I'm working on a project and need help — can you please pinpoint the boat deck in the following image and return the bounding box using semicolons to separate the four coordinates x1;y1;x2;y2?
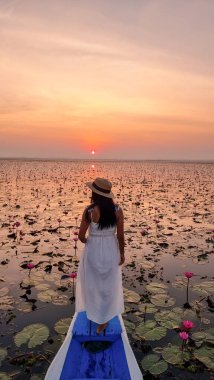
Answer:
59;312;131;380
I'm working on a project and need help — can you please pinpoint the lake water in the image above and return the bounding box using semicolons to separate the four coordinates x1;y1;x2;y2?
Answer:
0;159;213;379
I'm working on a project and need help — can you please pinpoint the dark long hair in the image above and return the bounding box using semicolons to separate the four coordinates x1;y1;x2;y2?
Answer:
85;191;117;229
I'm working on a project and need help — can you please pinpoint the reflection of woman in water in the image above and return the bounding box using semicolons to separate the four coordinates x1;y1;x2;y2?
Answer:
76;177;125;334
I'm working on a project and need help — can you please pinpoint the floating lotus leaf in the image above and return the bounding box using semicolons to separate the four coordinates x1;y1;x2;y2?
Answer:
169;307;197;321
183;308;198;321
124;305;132;313
37;290;68;305
146;282;168;294
140;260;155;270
0;287;8;297
0;296;14;311
22;278;40;286
155;310;182;329
192;257;209;265
22;272;44;286
172;277;187;289
162;345;190;365
52;294;69;306
0;373;9;380
17;302;32;313
54;318;72;335
138;303;158;314
35;283;51;291
151;293;175;308
191;328;214;347
124;288;140;303
153;347;164;354
37;289;56;302
192;281;214;296
136;320;167;341
0;348;7;366
14;323;49;348
201;318;210;325
141;354;168;375
194;345;214;370
124;319;136;334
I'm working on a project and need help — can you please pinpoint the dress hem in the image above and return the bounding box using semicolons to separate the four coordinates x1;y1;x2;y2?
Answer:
75;307;125;325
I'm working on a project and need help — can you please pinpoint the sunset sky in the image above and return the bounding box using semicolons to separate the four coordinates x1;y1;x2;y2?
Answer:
0;0;214;160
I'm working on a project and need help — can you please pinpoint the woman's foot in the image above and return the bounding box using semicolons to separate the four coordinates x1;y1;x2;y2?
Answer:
96;322;108;334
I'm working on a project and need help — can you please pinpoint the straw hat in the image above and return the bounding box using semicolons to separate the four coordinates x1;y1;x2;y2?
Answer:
86;177;114;198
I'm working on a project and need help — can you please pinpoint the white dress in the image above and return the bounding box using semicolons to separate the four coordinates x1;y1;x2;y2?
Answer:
75;210;124;324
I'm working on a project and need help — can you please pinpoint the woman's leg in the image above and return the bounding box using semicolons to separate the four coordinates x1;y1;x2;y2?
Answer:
96;322;108;334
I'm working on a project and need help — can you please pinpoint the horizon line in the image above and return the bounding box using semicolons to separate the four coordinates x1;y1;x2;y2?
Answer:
0;156;213;163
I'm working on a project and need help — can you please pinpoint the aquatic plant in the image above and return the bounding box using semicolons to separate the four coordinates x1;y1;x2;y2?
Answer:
14;324;49;348
182;320;195;330
27;263;35;276
184;272;194;307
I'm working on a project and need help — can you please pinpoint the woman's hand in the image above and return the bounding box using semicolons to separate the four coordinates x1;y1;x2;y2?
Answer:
119;254;125;265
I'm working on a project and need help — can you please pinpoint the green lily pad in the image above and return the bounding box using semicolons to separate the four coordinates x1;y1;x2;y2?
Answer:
172;277;187;289
54;318;72;335
146;282;168;294
0;296;14;311
201;318;210;325
138;303;158;314
151;293;175;308
136;320;167;341
155;310;182;329
0;373;9;380
17;302;33;313
192;281;214;296
0;348;7;366
14;323;49;348
194;345;214;370
22;278;40;286
35;283;51;291
124;319;136;334
0;287;9;297
162;345;190;365
154;307;197;329
140;260;155;270
191;328;214;347
124;288;140;303
141;354;168;375
37;290;68;305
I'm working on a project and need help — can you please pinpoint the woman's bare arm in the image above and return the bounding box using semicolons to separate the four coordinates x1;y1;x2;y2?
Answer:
78;208;89;243
116;207;125;265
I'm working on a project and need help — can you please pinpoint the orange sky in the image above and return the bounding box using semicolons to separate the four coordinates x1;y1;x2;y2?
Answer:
0;0;214;160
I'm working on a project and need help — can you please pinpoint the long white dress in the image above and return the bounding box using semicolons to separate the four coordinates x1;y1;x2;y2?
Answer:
75;211;124;324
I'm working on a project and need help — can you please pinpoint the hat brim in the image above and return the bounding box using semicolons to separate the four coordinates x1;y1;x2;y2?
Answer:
86;182;114;198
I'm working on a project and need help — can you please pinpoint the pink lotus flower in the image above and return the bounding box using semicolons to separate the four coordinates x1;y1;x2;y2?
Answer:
13;221;21;228
69;272;77;279
27;263;35;270
184;272;194;278
179;332;189;340
182;320;195;330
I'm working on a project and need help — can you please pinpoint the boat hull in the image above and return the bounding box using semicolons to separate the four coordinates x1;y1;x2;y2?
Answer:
45;312;143;380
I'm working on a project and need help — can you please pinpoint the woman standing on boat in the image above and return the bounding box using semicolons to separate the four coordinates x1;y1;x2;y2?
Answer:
76;177;125;334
